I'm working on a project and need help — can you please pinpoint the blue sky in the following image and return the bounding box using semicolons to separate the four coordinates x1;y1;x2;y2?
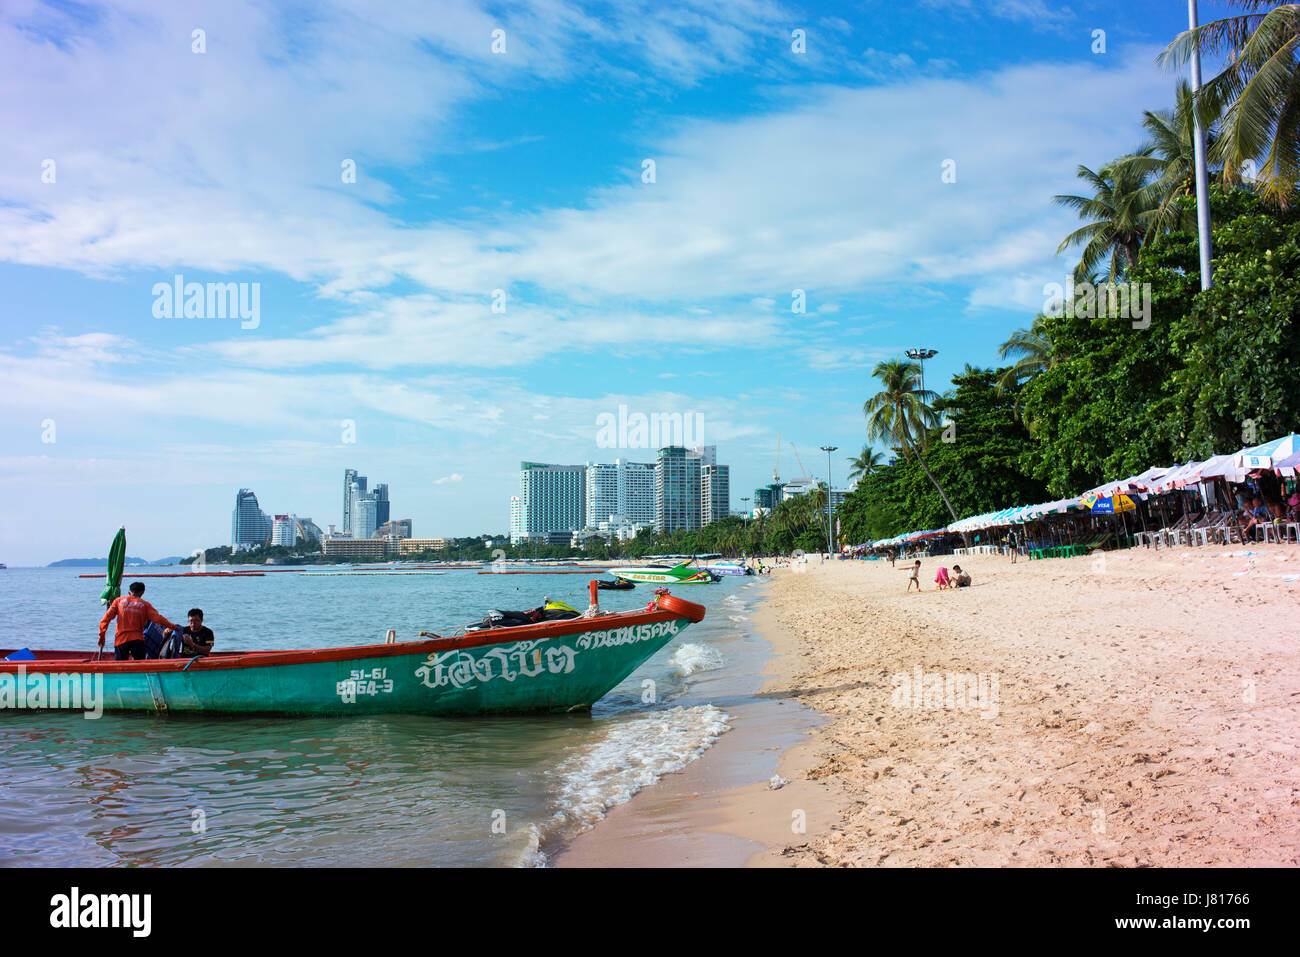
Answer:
0;0;1208;564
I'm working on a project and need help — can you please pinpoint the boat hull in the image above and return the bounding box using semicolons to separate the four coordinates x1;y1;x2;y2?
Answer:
609;567;714;585
0;595;705;717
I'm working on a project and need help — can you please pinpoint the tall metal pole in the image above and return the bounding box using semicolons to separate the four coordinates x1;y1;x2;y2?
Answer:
820;446;837;557
1189;0;1214;290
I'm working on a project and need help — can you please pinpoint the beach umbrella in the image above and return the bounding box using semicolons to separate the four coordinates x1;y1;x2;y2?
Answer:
1274;450;1300;478
1235;433;1300;470
99;526;126;607
1081;492;1137;514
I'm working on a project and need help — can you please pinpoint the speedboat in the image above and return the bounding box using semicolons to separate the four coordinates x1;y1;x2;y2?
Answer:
608;561;717;585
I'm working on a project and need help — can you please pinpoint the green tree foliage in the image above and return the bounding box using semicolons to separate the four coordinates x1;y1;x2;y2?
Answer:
1021;187;1300;495
1161;188;1300;454
839;367;1047;541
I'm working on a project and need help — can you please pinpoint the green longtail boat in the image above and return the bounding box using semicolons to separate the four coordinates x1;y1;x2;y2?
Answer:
0;591;705;717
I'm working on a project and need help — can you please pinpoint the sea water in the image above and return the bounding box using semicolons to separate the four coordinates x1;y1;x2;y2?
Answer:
0;566;765;866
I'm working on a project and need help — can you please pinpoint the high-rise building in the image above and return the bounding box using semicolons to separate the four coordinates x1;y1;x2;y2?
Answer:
586;459;656;529
342;469;360;534
271;514;296;546
754;483;783;511
509;496;523;544
585;462;620;530
373;483;390;527
622;461;657;526
515;462;585;544
352;484;378;540
691;445;717;468
655;446;701;532
295;517;322;543
702;464;730;526
231;489;271;549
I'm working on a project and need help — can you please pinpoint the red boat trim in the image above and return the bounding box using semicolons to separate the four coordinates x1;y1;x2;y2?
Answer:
0;593;705;675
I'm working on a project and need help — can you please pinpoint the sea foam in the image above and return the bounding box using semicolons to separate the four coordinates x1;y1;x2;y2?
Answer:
548;705;731;835
667;642;725;677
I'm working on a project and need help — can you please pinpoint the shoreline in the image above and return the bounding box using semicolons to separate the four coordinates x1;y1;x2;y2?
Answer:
551;575;837;867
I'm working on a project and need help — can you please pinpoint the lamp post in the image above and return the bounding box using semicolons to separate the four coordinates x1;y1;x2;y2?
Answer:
819;446;837;558
905;348;938;393
1188;0;1213;290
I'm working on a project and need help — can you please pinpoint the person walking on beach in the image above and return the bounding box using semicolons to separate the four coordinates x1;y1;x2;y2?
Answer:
906;560;921;593
1007;530;1019;564
98;581;181;661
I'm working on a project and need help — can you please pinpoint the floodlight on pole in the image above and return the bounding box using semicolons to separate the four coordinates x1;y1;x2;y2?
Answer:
905;348;938;393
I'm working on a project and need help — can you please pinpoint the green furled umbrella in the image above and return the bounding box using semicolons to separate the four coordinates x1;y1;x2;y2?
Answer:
99;526;126;607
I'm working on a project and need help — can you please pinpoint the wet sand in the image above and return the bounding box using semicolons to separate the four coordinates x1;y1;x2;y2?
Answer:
553;577;834;867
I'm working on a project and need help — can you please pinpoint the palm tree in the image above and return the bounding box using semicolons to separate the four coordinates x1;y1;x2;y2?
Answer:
1054;159;1157;281
996;317;1055;392
845;446;884;482
863;358;960;524
1159;1;1300;205
1121;80;1221;235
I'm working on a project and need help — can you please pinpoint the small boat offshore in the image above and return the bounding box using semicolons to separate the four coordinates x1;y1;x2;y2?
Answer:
0;588;705;717
704;559;752;576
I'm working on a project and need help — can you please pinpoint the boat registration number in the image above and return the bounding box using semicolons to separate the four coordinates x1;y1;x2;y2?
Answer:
337;667;395;703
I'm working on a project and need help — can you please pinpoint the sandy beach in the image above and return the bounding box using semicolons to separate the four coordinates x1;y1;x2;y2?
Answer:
751;547;1300;866
557;546;1300;867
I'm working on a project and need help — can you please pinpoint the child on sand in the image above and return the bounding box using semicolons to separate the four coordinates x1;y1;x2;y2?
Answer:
934;566;950;590
952;564;971;588
907;560;921;593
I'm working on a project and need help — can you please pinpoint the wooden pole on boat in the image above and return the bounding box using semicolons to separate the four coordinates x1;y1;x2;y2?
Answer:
589;579;599;614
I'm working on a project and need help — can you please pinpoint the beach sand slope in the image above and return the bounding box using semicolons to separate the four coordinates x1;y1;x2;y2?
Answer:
760;548;1300;866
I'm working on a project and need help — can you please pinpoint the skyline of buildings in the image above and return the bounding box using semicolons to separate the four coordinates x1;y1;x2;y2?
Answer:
510;445;733;546
231;489;321;550
229;450;844;553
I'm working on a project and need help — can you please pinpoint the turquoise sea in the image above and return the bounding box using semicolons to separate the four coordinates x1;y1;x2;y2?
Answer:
0;565;768;866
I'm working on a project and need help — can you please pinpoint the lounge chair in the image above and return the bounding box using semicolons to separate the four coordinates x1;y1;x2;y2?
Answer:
1189;511;1226;546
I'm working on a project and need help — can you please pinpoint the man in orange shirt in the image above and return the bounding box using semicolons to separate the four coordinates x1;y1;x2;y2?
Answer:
99;581;181;661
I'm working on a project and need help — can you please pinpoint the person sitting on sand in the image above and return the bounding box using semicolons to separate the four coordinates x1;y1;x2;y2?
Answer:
934;566;950;590
906;560;921;593
952;565;971;588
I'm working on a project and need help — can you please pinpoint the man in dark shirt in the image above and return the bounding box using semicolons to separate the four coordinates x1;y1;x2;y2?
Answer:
180;608;215;657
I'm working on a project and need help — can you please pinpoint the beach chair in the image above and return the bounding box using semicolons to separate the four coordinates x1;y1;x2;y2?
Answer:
1164;513;1199;547
1211;517;1246;546
1189;511;1225;546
